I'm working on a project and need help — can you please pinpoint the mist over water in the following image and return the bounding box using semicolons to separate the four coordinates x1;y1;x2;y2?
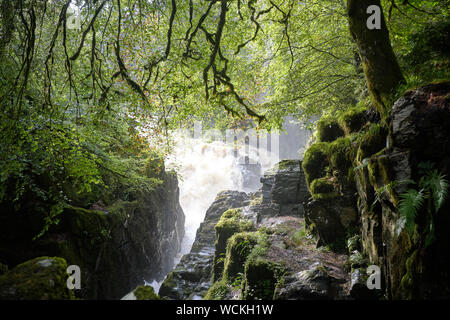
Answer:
166;135;279;264
167;138;243;263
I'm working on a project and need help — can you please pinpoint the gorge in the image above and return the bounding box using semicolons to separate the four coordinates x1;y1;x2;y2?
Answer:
0;0;449;302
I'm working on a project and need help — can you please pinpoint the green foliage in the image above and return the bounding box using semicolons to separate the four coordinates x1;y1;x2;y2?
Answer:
397;17;450;86
397;189;424;236
396;164;449;248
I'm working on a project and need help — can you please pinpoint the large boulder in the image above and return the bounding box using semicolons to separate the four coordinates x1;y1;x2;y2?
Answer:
304;195;358;252
260;160;309;217
0;256;75;300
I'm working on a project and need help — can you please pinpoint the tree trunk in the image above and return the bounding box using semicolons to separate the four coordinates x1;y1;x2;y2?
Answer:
346;0;404;114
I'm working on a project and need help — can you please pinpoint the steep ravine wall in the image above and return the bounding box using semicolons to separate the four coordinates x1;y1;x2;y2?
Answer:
0;170;185;300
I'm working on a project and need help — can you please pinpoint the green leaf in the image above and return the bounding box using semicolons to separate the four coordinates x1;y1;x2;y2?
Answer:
397;189;424;236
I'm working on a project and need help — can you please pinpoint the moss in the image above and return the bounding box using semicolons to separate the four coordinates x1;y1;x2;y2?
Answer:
399;249;422;299
328;137;355;187
329;137;352;171
158;271;178;298
65;206;111;241
276;159;300;171
339;105;368;134
204;280;231;300
213;208;254;281
309;177;338;200
316;116;345;142
302;142;330;187
222;232;262;283
249;195;263;206
356;123;387;162
0;256;75;300
242;257;284;300
133;285;160;300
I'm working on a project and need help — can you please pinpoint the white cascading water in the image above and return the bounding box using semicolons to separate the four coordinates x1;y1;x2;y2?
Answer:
167;138;243;263
166;133;279;265
122;133;279;298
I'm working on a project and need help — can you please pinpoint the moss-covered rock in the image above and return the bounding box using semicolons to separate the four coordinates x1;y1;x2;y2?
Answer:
316;116;345;142
357;123;387;162
203;280;231;300
302;142;330;187
133;285;160;300
222;232;262;283
0;256;75;300
242;257;284;300
339;105;368;134
309;177;338;200
212;208;254;281
329;136;352;167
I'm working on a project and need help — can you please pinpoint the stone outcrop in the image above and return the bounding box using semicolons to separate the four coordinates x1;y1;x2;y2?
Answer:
304;195;359;251
0;256;75;300
159;191;249;299
162;160;357;300
357;82;450;299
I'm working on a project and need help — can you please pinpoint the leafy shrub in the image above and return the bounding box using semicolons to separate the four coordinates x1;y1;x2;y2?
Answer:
396;163;449;248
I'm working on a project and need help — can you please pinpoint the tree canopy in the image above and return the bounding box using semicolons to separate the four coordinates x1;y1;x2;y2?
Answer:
0;0;448;237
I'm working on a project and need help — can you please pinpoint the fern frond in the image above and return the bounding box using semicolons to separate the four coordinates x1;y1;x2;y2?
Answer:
421;170;449;213
397;189;425;236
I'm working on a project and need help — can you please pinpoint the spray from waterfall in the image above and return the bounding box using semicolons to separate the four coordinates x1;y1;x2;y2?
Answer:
165;132;279;263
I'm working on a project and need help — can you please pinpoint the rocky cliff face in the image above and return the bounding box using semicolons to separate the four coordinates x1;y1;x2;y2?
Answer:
0;170;185;299
357;82;450;299
160;160;354;300
303;82;450;299
159;190;250;299
172;82;449;301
